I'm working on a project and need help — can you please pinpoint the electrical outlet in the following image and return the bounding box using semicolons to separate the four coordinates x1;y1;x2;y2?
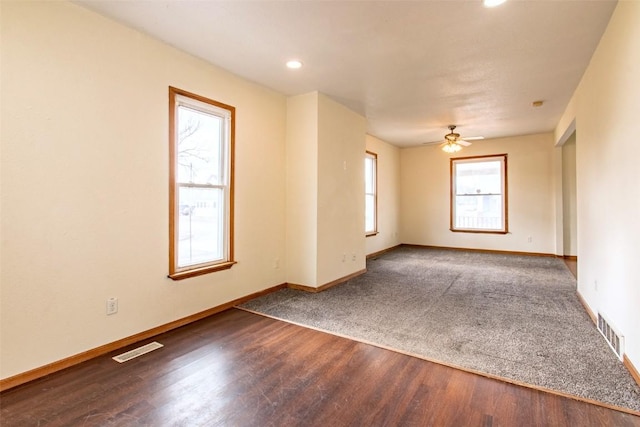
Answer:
352;254;356;261
107;297;118;315
527;236;532;243
342;254;346;262
274;258;280;269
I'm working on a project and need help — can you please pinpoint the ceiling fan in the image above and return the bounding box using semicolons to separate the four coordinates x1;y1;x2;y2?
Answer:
424;125;484;153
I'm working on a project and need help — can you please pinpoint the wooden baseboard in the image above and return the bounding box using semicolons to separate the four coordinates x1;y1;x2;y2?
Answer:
0;262;409;390
624;355;640;387
0;283;287;392
575;291;640;389
562;255;578;261
366;244;402;260
401;244;557;258
575;291;597;324
287;269;367;293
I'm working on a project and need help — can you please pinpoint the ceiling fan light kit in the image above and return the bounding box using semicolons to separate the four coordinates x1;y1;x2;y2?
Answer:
440;125;472;153
442;142;463;153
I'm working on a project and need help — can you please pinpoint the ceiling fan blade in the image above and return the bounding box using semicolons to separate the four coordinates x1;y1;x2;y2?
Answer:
422;130;483;146
422;139;445;146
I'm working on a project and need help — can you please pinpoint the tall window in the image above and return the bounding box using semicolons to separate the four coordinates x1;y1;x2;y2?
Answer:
450;154;507;234
169;87;235;280
365;151;378;236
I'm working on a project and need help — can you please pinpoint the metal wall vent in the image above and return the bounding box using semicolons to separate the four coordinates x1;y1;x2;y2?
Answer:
597;313;624;361
112;341;164;363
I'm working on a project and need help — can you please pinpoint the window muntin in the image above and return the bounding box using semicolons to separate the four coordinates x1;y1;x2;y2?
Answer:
169;87;235;280
365;151;378;236
450;154;507;234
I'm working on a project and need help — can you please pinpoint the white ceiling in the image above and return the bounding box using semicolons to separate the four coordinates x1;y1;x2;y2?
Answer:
76;0;616;147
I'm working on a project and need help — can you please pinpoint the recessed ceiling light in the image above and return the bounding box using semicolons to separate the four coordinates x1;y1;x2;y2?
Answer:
483;0;507;7
532;100;544;107
286;60;303;69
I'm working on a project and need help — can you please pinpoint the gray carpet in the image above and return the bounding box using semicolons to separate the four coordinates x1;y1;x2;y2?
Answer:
240;246;640;413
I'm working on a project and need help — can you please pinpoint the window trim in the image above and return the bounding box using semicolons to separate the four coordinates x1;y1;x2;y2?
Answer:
365;150;378;237
450;154;508;234
168;86;236;280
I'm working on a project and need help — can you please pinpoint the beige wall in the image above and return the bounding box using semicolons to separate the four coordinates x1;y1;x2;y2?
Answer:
316;94;367;285
556;0;640;369
285;92;366;287
400;133;558;254
285;93;319;286
1;1;287;379
365;135;401;256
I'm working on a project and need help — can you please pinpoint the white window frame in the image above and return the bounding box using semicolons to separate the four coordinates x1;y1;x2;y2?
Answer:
365;151;378;236
168;87;235;280
450;154;508;234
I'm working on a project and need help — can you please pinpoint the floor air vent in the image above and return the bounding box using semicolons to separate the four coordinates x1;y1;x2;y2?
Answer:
597;313;624;361
112;341;164;363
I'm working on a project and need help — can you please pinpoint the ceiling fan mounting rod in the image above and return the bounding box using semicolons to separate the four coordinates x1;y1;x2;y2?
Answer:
446;124;460;141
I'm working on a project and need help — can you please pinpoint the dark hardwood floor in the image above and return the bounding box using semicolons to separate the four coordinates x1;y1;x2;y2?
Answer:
1;309;638;426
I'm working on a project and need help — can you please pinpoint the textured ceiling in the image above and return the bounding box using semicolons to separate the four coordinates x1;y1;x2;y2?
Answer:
76;1;616;147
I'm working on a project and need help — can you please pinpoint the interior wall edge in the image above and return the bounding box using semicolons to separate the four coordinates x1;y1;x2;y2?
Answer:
287;269;367;293
366;244;402;259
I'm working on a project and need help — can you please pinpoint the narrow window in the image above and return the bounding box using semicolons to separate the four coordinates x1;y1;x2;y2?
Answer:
365;151;378;236
169;87;235;280
450;154;508;233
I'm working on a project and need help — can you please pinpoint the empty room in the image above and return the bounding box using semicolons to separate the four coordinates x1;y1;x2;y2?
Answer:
1;0;639;425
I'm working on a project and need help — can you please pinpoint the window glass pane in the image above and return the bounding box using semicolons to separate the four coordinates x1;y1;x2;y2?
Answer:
454;194;503;230
177;106;223;185
455;160;501;195
365;157;374;194
365;194;375;232
451;155;507;233
177;186;225;267
365;153;377;234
